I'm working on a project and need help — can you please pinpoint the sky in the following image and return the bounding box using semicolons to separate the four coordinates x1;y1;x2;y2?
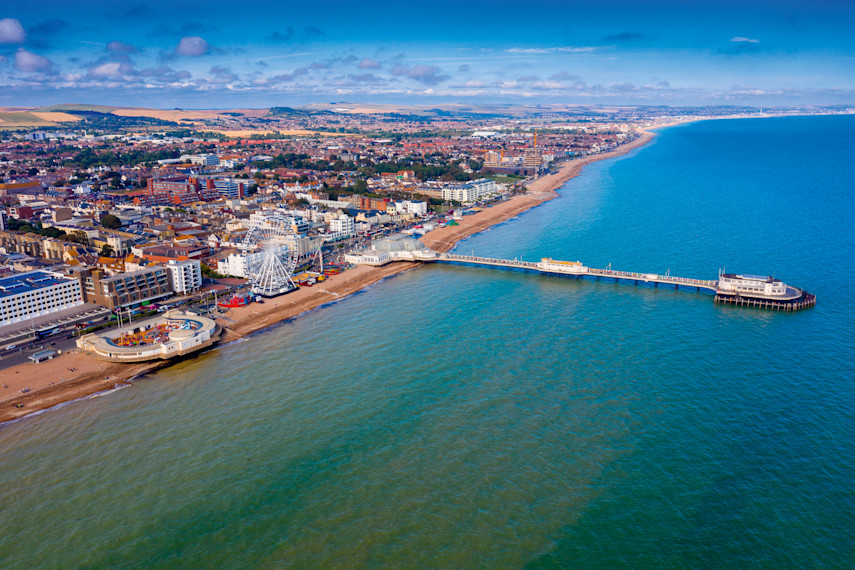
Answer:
1;0;854;109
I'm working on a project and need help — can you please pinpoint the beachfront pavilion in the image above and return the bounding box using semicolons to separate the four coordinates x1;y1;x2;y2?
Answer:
76;310;221;363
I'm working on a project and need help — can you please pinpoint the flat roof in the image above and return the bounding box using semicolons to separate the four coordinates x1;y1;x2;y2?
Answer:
29;349;57;361
0;271;72;299
721;273;781;283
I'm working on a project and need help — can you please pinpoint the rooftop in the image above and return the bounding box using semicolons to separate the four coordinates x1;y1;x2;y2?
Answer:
0;271;72;299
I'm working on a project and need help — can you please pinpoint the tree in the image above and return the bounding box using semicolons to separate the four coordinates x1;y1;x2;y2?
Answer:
67;230;89;245
353;179;368;194
101;214;121;229
200;263;225;279
100;244;114;257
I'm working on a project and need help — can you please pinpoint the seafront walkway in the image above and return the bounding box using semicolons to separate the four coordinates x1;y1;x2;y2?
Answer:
436;253;719;292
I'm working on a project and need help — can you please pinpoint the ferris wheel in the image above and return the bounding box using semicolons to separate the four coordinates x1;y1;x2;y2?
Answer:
241;218;299;297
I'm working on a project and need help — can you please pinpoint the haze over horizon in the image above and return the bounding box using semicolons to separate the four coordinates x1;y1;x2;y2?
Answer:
1;0;854;109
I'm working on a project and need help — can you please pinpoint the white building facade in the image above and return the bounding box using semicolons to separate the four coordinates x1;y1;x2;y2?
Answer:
166;259;202;294
329;214;355;239
0;271;84;328
441;178;499;203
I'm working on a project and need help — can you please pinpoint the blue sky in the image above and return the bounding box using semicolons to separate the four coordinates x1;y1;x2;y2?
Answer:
1;0;854;108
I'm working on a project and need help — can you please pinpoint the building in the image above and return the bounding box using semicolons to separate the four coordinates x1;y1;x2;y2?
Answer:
74;266;173;310
77;310;221;363
8;205;34;220
166;259;202;295
185;154;220;166
0;180;41;196
347;195;389;211
523;148;543;169
137;243;208;263
330;214;355;238
441;178;499;204
0;271;84;328
344;235;437;265
344;250;390;266
0;231;71;261
717;273;788;298
51;207;73;223
248;212;309;234
217;252;253;278
145;177;220;204
212;178;246;200
396;201;428;217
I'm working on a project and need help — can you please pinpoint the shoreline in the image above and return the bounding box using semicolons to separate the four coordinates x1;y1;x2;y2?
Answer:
0;130;658;426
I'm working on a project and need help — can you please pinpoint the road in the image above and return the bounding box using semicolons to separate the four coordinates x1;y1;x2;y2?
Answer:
0;332;80;370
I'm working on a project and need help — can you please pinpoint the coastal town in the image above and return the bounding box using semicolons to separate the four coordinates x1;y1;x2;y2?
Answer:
0;103;841;421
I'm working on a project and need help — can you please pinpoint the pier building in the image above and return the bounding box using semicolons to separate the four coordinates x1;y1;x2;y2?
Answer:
345;235;438;266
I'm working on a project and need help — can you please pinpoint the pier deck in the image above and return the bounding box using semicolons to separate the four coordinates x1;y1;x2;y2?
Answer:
437;253;718;291
434;253;814;311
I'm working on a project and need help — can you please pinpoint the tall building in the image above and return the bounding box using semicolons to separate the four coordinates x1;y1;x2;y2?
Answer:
330;214;355;237
212;178;245;200
166;259;202;295
0;271;84;328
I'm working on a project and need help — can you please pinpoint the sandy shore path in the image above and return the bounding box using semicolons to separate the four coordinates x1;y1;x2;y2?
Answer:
0;131;656;425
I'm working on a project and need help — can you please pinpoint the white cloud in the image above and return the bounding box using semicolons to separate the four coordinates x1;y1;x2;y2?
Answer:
0;18;25;44
531;81;563;90
175;36;209;56
730;37;760;43
90;62;123;77
14;48;52;72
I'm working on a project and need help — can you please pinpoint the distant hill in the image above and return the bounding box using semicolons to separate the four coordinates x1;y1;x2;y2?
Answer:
0;110;85;128
267;106;315;117
34;103;118;113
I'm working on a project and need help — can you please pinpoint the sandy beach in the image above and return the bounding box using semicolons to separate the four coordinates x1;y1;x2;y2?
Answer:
0;130;656;425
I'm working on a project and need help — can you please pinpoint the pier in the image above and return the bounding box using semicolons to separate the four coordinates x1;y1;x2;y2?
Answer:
433;253;815;311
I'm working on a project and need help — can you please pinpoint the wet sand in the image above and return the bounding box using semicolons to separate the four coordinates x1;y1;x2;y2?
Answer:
0;131;656;425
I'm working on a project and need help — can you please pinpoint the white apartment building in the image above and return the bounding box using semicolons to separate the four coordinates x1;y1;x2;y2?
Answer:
217;251;267;278
441;178;499;203
218;253;249;278
395;200;428;216
166;259;202;295
0;271;84;328
330;214;355;238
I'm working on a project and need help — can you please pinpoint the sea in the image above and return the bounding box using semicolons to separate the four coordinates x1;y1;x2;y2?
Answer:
1;115;854;568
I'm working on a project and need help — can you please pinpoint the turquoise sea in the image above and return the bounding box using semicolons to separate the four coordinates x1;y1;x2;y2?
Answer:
1;115;854;567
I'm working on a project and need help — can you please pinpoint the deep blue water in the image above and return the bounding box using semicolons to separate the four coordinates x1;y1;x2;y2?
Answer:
1;115;854;567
